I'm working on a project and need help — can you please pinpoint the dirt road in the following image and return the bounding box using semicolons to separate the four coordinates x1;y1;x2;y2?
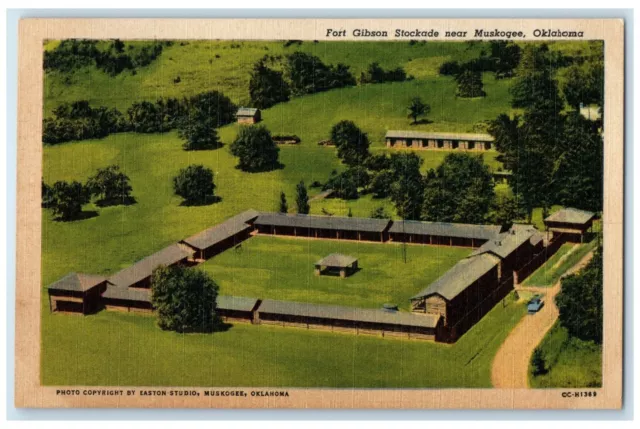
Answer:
491;250;595;388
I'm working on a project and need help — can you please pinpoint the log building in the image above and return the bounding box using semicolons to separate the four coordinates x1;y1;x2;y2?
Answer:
385;131;494;151
47;273;109;315
236;107;261;124
544;208;596;243
388;220;502;247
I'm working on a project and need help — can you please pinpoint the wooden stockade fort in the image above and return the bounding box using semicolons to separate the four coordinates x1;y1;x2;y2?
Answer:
47;208;595;342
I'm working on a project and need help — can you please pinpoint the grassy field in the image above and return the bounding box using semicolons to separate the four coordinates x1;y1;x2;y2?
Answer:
199;235;470;310
41;290;527;387
522;240;598;287
529;322;602;388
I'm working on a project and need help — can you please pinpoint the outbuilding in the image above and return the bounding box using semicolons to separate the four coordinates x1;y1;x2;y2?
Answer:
385;130;494;150
236;107;261;124
544;208;596;243
47;272;109;315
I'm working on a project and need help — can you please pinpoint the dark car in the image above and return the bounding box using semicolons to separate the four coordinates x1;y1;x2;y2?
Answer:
527;295;544;314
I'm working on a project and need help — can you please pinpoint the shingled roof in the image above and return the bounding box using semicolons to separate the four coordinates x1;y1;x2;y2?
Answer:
411;253;501;301
315;253;357;268
388;220;502;240
237;107;259;117
385;130;494;142
545;208;595;225
108;244;195;288
254;213;391;233
470;225;542;259
217;295;260;312
102;285;152;302
258;299;440;329
182;209;259;251
47;272;107;293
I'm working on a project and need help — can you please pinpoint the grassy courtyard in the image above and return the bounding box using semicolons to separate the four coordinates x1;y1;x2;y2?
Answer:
199;235;471;310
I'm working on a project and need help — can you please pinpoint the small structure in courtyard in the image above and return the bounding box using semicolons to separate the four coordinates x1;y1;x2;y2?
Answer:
314;253;358;278
236;107;261;124
544;208;596;243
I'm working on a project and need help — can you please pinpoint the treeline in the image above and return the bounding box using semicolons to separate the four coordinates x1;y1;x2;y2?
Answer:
43;91;237;145
249;53;410;109
44;39;169;76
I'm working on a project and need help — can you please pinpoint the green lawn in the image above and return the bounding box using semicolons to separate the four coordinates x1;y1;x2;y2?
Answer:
199;235;470;310
529;322;602;388
522;240;597;287
41;291;527;387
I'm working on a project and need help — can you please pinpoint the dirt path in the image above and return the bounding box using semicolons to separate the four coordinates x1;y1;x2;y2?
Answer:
491;250;595;388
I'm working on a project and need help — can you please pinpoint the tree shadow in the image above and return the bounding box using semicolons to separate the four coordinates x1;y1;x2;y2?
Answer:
54;210;99;222
183;142;226;151
236;162;285;173
179;195;222;207
95;196;137;208
409;119;433;126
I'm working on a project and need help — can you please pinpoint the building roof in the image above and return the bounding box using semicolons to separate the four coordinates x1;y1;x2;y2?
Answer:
470;225;542;259
254;213;391;233
108;244;195;288
102;285;151;302
217;295;260;312
388;220;502;240
47;272;107;293
315;253;358;268
182;209;259;251
411;253;501;301
258;299;441;329
237;107;259;117
385;130;494;142
544;208;595;226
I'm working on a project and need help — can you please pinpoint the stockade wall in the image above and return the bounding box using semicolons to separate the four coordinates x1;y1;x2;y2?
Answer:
514;236;566;284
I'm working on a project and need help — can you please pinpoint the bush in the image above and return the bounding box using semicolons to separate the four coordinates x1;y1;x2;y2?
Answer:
48;180;92;221
173;165;216;205
151;265;222;333
230;125;280;172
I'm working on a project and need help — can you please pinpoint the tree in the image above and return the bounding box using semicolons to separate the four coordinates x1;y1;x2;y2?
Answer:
249;59;290;109
86;165;133;205
173;165;216;205
230;125;280;172
369;169;394;199
177;114;221;151
41;180;54;208
421;153;495;223
127;101;164;133
553;112;604;212
510;44;561;112
285;52;355;96
323;170;359;200
407;97;430;124
489;194;523;229
278;191;288;213
531;347;547;376
388;153;424;220
455;69;486;98
555;247;603;343
188;91;237;128
347;208;353;218
489;41;521;79
330;120;370;166
359;62;407;84
151;265;222;333
295;180;310;214
49;180;91;220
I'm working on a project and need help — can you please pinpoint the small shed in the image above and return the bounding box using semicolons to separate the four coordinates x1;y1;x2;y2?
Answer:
236;107;261;124
47;272;109;314
314;253;358;278
544;208;596;243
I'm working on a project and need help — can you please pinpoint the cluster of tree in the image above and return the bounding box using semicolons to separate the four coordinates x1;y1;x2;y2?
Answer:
489;44;604;219
358;62;409;84
277;180;310;215
439;41;521;79
422;153;495;224
323;167;370;200
560;57;604;117
285;52;356;96
42;164;134;220
249;59;290;109
44;39;167;76
42;101;128;144
151;265;222;333
230;125;281;172
173;165;217;206
455;69;486;98
330;120;371;166
555;246;603;344
43;90;236;145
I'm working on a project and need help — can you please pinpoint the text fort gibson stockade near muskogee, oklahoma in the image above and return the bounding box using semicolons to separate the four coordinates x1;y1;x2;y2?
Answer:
47;208;595;343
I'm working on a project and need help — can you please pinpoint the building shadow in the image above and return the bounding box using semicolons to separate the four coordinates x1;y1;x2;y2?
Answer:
95;196;137;207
